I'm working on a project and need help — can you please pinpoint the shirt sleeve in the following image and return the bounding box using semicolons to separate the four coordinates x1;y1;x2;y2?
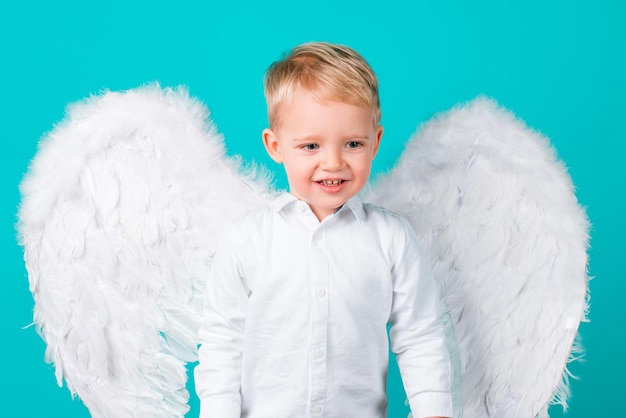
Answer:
194;223;248;418
388;218;454;418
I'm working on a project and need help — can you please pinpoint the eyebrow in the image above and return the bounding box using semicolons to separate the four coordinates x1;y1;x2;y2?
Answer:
291;134;370;143
291;135;321;143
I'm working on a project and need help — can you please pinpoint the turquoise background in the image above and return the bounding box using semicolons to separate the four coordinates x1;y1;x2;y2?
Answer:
2;0;624;416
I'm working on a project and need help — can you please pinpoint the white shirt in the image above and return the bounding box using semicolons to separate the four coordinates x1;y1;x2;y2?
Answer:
195;193;453;418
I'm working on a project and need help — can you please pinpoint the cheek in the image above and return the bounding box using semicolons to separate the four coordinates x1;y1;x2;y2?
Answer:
352;157;373;179
284;159;311;182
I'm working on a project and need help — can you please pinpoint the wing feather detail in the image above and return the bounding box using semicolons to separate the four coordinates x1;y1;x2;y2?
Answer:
18;85;271;417
367;97;590;417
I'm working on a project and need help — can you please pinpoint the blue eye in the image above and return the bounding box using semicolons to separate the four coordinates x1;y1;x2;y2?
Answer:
304;143;319;150
346;141;362;149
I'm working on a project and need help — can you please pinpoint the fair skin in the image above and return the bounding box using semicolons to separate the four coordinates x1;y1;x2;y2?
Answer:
263;89;383;221
263;89;448;418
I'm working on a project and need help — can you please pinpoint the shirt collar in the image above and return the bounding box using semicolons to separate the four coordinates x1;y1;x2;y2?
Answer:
271;192;365;223
338;195;366;223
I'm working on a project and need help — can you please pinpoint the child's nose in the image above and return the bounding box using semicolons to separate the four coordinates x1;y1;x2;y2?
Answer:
320;148;344;170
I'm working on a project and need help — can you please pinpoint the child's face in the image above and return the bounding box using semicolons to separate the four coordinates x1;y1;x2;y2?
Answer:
263;90;383;220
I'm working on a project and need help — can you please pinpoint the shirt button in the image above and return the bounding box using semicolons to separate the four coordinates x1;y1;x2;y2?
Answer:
316;288;326;298
314;349;324;359
313;231;323;241
311;405;322;414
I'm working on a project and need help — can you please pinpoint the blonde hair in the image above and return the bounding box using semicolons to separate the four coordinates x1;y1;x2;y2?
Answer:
264;42;381;128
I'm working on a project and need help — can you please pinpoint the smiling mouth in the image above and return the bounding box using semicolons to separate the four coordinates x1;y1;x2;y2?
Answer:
318;179;345;186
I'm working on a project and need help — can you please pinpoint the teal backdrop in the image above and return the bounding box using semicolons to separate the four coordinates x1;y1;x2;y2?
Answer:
1;0;624;416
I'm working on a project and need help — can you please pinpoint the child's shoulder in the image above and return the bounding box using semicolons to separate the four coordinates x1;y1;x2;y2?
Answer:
362;201;413;228
359;201;419;245
359;202;424;260
225;198;276;229
214;199;276;249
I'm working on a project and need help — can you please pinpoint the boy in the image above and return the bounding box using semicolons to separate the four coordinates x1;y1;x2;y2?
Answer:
195;42;453;418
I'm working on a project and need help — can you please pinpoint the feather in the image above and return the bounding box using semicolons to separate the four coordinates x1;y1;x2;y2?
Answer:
17;84;271;417
367;97;590;417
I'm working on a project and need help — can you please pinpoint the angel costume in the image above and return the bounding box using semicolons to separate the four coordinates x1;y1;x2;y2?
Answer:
196;193;452;417
18;85;589;417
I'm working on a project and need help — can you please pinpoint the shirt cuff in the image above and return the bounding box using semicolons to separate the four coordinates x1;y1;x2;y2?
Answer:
408;391;453;418
199;397;241;418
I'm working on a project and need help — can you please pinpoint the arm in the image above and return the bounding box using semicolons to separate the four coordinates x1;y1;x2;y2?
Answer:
194;225;248;418
388;219;453;418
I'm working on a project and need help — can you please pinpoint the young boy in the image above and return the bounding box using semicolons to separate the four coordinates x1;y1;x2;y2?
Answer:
195;42;453;418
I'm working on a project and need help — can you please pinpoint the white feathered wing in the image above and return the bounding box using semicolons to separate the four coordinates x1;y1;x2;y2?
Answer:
367;97;590;417
18;85;271;417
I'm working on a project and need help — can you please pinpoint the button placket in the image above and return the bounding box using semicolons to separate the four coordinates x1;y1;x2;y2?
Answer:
309;226;328;415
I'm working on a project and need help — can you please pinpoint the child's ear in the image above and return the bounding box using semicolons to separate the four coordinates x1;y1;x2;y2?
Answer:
371;125;384;159
262;128;283;163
